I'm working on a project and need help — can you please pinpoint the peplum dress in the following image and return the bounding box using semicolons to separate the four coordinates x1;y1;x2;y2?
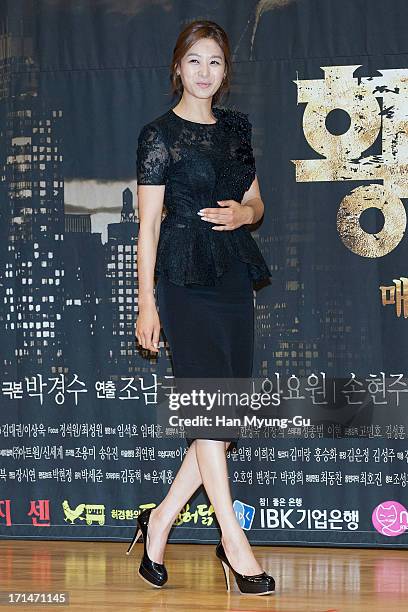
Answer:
136;106;272;449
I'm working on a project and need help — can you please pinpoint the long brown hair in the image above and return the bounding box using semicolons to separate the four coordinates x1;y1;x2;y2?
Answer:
170;20;232;107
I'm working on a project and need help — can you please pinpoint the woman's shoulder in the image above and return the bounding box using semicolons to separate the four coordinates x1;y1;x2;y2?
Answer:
139;111;169;132
214;106;253;146
137;111;171;148
214;106;252;134
213;106;249;125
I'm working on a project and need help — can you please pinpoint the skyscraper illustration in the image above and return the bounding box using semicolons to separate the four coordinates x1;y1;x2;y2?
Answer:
105;188;140;372
0;18;65;375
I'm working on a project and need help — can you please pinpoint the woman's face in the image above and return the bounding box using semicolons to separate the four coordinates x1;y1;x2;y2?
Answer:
177;37;226;100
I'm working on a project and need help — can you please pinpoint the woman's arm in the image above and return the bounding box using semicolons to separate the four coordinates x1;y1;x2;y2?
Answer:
241;175;265;225
135;121;170;353
136;184;165;353
200;175;265;231
137;184;164;307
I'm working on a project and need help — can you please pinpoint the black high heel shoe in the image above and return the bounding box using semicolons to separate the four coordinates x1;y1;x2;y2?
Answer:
126;508;168;588
215;540;275;596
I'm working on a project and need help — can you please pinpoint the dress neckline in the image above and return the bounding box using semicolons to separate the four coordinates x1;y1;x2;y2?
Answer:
170;107;220;126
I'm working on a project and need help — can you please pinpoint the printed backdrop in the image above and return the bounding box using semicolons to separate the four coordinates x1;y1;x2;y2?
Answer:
1;0;408;549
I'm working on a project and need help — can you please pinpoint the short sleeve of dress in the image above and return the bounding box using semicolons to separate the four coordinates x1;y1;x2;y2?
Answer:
136;123;170;185
240;113;256;177
233;110;256;194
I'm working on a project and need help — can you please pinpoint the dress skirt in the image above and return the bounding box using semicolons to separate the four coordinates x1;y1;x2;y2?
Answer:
155;255;254;451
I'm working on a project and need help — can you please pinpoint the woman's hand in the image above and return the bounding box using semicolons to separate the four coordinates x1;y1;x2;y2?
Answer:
197;199;255;230
135;301;161;353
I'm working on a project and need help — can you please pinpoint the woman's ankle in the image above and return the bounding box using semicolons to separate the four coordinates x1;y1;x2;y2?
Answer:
221;529;246;551
151;504;176;532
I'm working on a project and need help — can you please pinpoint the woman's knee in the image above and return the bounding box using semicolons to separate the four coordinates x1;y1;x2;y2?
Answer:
192;439;231;452
195;439;229;450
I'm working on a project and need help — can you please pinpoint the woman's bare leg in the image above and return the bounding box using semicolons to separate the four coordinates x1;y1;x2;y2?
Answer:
145;439;232;563
195;439;263;575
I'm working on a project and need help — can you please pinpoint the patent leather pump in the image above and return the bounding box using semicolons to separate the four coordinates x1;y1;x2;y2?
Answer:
126;507;168;588
215;540;275;595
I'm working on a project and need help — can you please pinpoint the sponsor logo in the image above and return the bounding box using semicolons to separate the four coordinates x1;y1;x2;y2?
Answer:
233;499;255;530
372;501;408;536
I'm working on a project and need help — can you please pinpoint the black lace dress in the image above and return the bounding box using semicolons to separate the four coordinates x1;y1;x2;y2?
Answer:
136;106;272;449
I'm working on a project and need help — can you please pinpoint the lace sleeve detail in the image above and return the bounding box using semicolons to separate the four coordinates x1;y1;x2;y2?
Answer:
221;108;257;194
136;123;170;185
239;112;256;186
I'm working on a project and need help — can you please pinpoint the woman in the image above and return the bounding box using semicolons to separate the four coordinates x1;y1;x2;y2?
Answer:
128;20;275;596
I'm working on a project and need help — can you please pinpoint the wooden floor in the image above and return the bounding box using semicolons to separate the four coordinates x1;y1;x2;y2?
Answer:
0;540;407;611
